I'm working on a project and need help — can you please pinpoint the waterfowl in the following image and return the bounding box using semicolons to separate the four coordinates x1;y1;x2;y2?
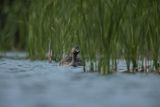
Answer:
59;46;84;67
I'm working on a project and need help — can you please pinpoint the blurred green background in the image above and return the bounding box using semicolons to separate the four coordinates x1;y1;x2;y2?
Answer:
0;0;160;74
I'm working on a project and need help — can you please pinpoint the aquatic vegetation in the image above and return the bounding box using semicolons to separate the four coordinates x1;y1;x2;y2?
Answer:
0;0;30;51
0;0;160;74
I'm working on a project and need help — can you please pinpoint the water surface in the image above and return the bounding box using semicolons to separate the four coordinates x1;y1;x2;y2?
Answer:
0;53;160;107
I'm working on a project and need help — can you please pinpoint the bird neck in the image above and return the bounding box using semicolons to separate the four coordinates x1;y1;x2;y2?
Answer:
70;54;77;66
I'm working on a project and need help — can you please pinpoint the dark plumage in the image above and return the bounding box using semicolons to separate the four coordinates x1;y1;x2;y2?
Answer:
59;46;84;67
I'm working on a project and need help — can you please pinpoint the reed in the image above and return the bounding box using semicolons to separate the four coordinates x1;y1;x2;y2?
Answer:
0;0;160;74
0;0;30;51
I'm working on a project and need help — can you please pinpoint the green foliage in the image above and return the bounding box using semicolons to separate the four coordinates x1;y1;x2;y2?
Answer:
0;0;30;50
0;0;160;74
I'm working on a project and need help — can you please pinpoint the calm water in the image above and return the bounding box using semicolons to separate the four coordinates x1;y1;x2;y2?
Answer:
0;52;160;107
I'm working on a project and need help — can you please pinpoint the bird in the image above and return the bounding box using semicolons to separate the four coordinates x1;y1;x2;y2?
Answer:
59;46;84;67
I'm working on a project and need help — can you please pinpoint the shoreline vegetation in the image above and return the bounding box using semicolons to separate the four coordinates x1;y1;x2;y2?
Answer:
0;0;160;74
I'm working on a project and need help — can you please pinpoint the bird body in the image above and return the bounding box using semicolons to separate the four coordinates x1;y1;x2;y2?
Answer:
60;46;84;67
